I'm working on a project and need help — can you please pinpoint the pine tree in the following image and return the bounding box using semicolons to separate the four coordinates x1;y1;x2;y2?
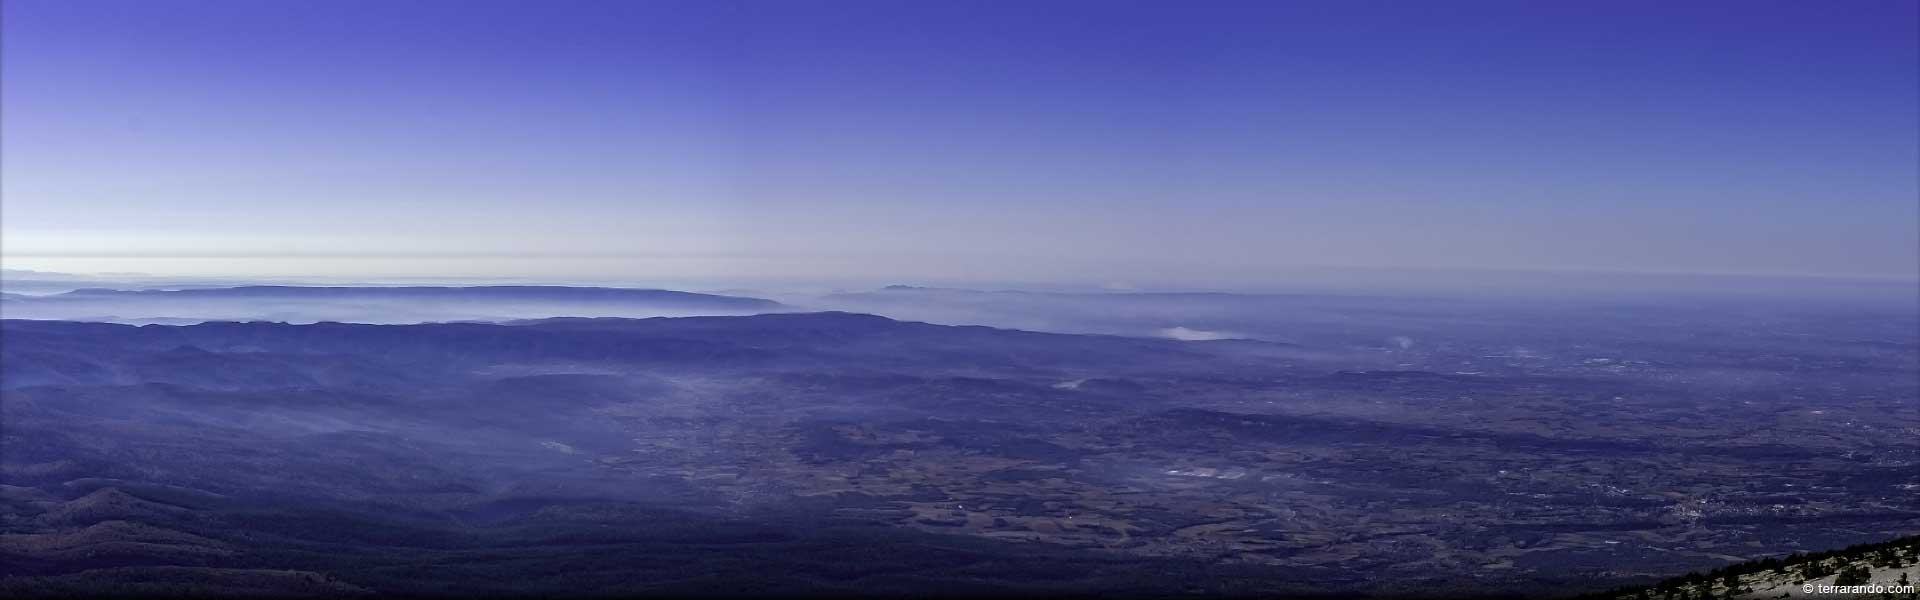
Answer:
1833;565;1870;587
1802;560;1834;580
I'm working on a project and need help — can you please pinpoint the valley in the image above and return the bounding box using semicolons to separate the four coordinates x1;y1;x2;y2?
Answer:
3;310;1914;596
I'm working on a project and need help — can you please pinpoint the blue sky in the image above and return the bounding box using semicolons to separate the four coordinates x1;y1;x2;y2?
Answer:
3;0;1915;286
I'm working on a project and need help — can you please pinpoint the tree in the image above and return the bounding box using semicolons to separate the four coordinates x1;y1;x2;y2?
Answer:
1802;560;1834;579
1833;565;1870;587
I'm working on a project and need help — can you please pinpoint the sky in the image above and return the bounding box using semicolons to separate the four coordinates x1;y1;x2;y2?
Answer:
3;0;1916;288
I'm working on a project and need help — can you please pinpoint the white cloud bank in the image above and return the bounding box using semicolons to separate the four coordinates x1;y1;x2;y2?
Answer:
1158;326;1241;341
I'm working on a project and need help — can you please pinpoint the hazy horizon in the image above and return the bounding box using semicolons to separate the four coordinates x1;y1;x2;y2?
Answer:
5;262;1916;315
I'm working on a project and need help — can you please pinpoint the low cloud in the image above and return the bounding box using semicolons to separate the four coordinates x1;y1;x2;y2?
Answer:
1158;326;1241;341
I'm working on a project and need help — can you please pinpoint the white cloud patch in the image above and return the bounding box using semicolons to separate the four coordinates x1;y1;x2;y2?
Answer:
1158;326;1241;341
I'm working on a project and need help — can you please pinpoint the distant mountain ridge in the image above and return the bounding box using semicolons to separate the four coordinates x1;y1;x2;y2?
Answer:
55;285;782;309
1;285;787;324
